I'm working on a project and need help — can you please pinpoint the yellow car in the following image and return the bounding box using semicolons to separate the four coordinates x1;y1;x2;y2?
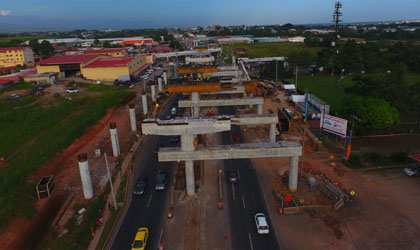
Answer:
131;227;148;250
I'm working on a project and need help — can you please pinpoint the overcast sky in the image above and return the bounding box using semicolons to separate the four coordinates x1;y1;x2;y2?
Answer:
1;0;420;29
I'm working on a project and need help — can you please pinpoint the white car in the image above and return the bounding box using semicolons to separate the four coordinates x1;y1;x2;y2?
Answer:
254;213;269;234
66;88;80;93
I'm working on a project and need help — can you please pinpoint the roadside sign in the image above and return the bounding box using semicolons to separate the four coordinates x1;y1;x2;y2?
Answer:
321;114;348;137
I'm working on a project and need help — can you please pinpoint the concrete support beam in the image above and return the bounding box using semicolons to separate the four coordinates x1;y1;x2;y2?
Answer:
78;154;94;199
181;134;195;151
142;118;231;136
269;123;276;143
128;104;137;132
142;94;148;115
178;97;264;108
288;156;299;192
249;93;254;108
109;122;120;157
158;142;302;162
200;86;245;95
257;104;263;115
231;114;277;126
185;161;195;196
191;91;200;118
158;78;163;92
151;85;156;102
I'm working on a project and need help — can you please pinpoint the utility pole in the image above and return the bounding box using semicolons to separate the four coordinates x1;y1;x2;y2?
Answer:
345;115;360;160
104;153;117;210
331;1;342;76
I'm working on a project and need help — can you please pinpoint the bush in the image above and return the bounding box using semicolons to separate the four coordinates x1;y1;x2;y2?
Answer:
343;154;365;169
390;151;409;164
363;152;386;166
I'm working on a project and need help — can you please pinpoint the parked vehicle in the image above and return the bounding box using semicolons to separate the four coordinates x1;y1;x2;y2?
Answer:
403;165;420;177
254;213;270;234
170;107;177;115
131;227;148;250
170;136;180;143
233;132;242;142
133;177;148;196
155;171;168;191
66;88;79;93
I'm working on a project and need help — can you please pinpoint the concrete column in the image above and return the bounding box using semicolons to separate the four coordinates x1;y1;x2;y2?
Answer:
191;91;200;118
163;72;168;85
269;123;276;143
288;156;299;192
257;104;263;115
249;93;254;108
129;104;137;132
151;85;156;102
77;153;94;199
142;92;148;115
158;78;163;92
185;160;195;196
181;134;195;196
109;122;120;157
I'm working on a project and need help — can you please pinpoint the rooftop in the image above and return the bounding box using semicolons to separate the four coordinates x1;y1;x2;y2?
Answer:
83;57;135;68
0;47;27;51
83;48;125;54
36;54;99;65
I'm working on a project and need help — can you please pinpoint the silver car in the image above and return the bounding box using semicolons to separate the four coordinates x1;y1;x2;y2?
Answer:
403;165;420;177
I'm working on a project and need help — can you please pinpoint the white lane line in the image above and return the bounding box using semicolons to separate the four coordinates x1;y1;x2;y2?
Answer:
238;169;241;180
158;229;164;245
232;183;236;200
147;194;153;208
248;233;254;250
242;195;246;209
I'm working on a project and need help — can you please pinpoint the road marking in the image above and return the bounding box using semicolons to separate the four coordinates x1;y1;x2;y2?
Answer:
237;169;241;180
158;229;163;246
242;196;246;209
232;183;236;200
248;233;254;250
147;194;153;208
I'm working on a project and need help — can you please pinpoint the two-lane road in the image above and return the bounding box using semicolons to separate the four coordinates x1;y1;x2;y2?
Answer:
219;106;281;250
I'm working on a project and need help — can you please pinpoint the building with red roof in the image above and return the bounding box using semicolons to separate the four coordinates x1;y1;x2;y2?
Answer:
0;46;34;68
36;54;100;78
81;56;148;82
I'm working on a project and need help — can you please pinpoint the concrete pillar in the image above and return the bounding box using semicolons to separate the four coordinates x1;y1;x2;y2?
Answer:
158;78;163;92
191;91;200;118
142;92;148;115
129;104;137;132
77;153;94;199
185;160;195;196
181;134;195;196
269;123;276;143
109;122;120;157
151;85;156;102
249;93;254;108
163;72;168;85
288;156;299;192
257;104;263;115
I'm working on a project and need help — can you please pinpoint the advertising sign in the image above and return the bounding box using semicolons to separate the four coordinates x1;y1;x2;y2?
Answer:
321;114;348;137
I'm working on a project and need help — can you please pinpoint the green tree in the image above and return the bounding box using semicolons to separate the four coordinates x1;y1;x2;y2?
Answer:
28;39;40;55
94;39;101;45
38;40;54;56
342;95;399;131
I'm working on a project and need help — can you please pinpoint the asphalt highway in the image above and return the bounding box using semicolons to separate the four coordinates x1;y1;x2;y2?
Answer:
110;95;180;250
219;105;281;250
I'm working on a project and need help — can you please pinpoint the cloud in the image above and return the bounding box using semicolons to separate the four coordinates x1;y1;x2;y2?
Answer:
1;10;11;16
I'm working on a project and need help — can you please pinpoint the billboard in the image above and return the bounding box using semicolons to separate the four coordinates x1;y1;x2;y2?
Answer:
321;114;348;137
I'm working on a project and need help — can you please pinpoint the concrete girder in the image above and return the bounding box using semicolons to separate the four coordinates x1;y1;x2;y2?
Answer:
141;118;231;136
231;114;277;125
178;97;264;108
157;142;302;162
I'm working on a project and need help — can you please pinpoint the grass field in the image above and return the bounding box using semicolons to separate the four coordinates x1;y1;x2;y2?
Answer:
0;85;130;228
291;73;420;114
221;42;320;59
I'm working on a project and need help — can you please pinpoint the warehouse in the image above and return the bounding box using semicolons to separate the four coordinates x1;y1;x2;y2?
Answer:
81;56;148;82
82;48;126;57
36;54;100;79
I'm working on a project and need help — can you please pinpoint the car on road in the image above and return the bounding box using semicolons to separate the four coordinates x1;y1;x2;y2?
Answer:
227;170;239;184
131;227;148;250
233;132;242;142
66;88;79;93
155;171;168;191
133;177;148;196
254;213;270;234
403;165;420;177
170;136;180;143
